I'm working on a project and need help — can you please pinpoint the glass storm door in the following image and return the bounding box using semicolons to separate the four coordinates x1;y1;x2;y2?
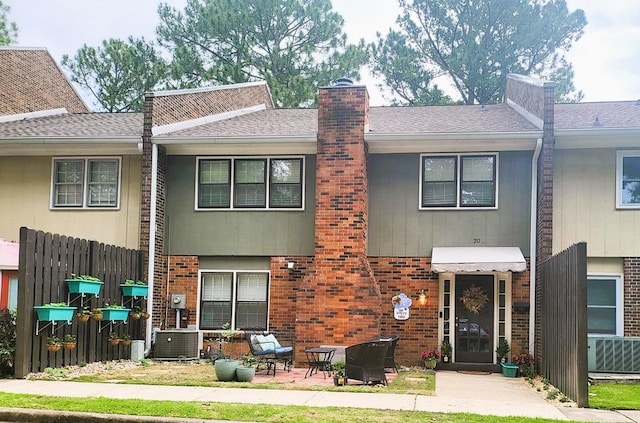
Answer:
455;275;494;363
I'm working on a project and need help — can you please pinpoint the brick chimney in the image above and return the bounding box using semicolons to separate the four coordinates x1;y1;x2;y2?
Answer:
295;78;382;356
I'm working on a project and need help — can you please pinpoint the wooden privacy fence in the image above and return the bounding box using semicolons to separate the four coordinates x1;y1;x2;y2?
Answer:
540;242;588;407
15;227;144;378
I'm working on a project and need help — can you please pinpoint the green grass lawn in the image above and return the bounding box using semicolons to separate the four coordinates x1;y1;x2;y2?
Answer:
0;392;569;423
589;383;640;410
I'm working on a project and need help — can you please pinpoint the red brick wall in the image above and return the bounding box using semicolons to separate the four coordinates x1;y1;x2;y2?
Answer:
369;258;438;366
624;257;640;336
295;82;383;359
511;261;531;356
158;254;531;366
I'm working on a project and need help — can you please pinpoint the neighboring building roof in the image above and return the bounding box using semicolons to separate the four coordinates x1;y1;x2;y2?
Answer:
0;113;142;138
0;47;89;115
554;101;640;129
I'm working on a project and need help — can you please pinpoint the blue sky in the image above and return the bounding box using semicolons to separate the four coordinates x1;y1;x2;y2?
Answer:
7;0;640;107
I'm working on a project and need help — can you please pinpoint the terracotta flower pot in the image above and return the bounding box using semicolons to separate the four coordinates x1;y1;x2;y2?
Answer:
63;342;77;350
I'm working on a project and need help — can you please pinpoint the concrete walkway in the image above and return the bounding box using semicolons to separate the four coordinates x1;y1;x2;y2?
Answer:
0;370;637;422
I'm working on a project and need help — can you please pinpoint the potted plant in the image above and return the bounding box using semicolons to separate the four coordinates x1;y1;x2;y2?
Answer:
108;331;120;346
496;339;510;363
121;333;132;347
34;303;76;321
440;340;452;363
420;348;441;370
99;304;130;321
66;274;104;296
332;360;347;386
91;308;103;321
235;354;257;382
213;323;239;382
76;308;92;323
62;333;77;350
47;336;62;352
120;279;149;298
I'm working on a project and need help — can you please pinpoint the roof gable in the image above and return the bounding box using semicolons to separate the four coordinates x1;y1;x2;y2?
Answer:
0;47;89;115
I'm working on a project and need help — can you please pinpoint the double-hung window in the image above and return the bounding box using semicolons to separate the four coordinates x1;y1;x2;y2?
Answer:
587;275;622;336
197;157;303;210
616;150;640;208
421;154;497;209
52;158;120;208
200;271;269;330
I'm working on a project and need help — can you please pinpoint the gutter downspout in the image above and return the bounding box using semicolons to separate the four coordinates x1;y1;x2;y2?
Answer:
528;138;543;355
145;143;159;356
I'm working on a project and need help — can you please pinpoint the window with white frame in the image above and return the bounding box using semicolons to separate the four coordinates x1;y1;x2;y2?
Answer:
200;271;269;330
617;151;640;208
587;275;622;336
197;157;303;209
52;158;120;208
421;154;497;208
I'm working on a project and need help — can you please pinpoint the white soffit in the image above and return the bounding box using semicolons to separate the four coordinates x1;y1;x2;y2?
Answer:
431;247;526;273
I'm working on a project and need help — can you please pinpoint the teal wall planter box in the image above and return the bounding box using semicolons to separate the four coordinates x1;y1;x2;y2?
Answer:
34;306;76;321
120;284;149;298
67;279;104;295
501;362;518;378
99;308;131;321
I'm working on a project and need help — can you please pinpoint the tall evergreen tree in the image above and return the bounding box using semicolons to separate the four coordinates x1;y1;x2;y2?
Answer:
62;37;168;112
372;0;586;105
0;0;18;45
156;0;369;107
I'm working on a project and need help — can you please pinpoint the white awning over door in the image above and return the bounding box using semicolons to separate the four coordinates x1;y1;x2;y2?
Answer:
431;247;527;273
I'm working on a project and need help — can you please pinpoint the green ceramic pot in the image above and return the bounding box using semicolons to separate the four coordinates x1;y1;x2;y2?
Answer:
214;359;239;382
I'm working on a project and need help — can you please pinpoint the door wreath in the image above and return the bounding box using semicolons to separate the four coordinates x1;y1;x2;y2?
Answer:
460;285;489;314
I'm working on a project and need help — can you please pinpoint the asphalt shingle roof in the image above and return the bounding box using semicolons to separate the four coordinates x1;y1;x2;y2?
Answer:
0;113;142;138
1;101;638;141
554;101;640;129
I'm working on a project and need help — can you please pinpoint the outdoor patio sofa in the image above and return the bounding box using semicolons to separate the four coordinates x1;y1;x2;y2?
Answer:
244;329;293;376
345;340;390;385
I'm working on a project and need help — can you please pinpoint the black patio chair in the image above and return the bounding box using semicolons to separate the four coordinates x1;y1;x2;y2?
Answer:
345;340;390;385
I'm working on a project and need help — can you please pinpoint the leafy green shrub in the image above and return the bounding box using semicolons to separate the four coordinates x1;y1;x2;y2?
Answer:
0;309;16;376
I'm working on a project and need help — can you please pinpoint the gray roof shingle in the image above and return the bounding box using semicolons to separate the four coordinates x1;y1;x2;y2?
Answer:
0;113;142;138
554;101;640;129
1;101;638;141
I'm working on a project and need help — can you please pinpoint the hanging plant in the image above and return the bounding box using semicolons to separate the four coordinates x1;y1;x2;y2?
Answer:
460;285;489;314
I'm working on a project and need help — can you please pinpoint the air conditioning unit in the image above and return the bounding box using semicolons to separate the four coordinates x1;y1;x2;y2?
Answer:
154;330;199;360
588;336;640;373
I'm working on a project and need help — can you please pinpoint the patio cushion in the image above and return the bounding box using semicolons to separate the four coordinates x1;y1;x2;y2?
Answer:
250;335;263;352
252;334;286;354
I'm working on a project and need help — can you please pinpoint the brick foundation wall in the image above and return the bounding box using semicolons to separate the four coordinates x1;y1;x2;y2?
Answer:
624;257;640;336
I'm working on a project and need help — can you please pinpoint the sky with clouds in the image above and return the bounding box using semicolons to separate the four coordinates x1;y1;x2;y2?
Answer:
7;0;640;108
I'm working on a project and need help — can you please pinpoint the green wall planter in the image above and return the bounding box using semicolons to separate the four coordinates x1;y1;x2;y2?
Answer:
66;279;104;296
99;308;131;321
34;306;76;321
501;362;518;378
120;284;149;298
